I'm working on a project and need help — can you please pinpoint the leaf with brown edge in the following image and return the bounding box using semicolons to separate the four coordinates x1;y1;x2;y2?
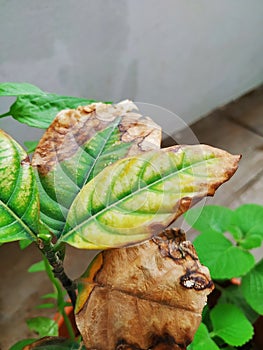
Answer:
75;228;214;350
32;100;161;237
60;144;240;249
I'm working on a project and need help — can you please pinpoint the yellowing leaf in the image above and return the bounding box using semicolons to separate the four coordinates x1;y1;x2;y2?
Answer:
32;100;161;237
0;130;39;243
61;144;240;249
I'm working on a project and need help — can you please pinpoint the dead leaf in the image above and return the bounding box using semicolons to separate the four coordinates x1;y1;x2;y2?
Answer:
76;228;214;349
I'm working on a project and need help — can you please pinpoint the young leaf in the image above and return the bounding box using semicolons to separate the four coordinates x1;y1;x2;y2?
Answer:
241;259;263;314
218;284;259;323
184;205;233;234
36;303;55;309
0;82;44;96
28;260;46;273
19;239;33;249
193;232;255;279
0;130;39;243
231;204;263;241
24;140;39;154
26;317;58;337
61;144;240;249
32;100;161;237
9;339;35;350
189;323;220;350
210;303;254;346
8;94;96;128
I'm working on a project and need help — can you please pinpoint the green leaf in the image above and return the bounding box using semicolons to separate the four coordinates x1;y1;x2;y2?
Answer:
32;101;162;237
36;303;55;309
0;130;39;243
239;234;262;249
0;82;44;96
210;303;254;346
24;140;39;154
8;93;96;128
184;205;233;234
27;317;58;337
232;204;263;240
60;144;240;249
241;259;263;314
28;260;46;273
19;239;33;249
18;337;87;349
193;232;255;279
9;339;36;350
41;292;58;300
218;284;259;323
189;323;220;350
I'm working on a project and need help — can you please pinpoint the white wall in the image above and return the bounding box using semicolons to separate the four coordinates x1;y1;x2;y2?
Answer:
0;0;262;143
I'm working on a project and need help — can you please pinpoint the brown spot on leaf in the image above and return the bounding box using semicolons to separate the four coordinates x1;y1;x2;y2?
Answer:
20;155;30;166
32;100;161;175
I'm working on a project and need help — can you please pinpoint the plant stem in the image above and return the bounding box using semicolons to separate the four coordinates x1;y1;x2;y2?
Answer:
43;256;76;340
37;238;77;307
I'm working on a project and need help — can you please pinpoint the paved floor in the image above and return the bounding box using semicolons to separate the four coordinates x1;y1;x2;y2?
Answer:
0;86;262;349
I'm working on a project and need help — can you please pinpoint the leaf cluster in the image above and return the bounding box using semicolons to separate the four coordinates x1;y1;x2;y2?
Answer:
185;204;263;349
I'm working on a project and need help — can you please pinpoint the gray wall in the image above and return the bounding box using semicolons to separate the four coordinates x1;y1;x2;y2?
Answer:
0;0;262;144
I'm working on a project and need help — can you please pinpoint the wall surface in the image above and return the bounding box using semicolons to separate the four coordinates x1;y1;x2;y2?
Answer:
0;0;262;143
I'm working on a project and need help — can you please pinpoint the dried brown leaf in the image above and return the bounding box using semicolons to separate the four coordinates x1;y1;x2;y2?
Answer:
76;229;214;349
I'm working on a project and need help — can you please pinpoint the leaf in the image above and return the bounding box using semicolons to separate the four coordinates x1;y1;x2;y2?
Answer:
193;232;255;279
0;130;39;243
9;339;36;350
21;337;87;349
27;317;58;337
210;303;254;346
241;259;263;314
19;239;33;249
231;204;263;244
218;284;259;323
41;292;58;300
0;82;44;96
32;100;161;237
184;205;233;234
36;303;55;309
24;140;39;154
8;94;97;129
189;323;219;350
75;229;214;349
28;260;46;273
61;144;240;249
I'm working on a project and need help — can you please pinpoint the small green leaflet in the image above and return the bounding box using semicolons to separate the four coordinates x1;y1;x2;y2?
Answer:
28;260;46;273
26;317;58;337
193;232;255;279
0;82;97;128
241;259;263;314
184;205;233;235
8;94;96;128
0;82;44;96
60;144;239;249
188;323;219;350
218;284;259;323
210;303;254;346
0;130;39;243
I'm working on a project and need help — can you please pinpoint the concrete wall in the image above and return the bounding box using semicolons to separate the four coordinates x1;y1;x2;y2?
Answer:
0;0;262;143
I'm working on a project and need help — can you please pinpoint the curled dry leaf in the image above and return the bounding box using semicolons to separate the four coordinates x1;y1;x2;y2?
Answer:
75;228;214;350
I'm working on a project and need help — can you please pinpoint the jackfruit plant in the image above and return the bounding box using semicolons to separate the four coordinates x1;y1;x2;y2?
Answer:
0;83;240;350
